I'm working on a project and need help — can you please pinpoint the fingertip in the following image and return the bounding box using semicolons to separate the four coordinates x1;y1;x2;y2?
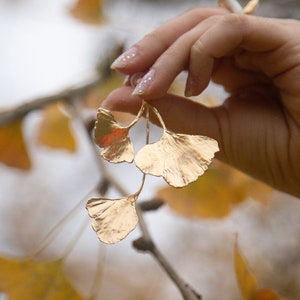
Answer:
184;72;211;97
101;86;143;113
110;47;138;70
130;68;177;99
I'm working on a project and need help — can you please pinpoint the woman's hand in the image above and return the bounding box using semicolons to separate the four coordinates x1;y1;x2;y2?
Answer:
103;8;300;197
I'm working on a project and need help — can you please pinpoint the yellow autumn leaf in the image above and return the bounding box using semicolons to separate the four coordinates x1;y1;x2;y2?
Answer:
0;118;31;170
69;0;104;25
0;256;84;300
157;162;273;218
234;236;258;300
36;103;76;152
86;194;139;244
253;289;282;300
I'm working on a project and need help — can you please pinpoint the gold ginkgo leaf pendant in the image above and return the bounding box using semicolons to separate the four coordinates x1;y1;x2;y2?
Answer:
134;130;219;187
86;194;139;244
89;101;219;244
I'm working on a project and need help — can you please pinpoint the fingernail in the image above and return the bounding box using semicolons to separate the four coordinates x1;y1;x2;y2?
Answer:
132;69;155;96
123;72;146;86
111;47;137;69
123;75;131;86
184;75;198;97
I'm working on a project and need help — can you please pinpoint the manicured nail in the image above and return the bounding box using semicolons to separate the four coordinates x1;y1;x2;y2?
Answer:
184;75;198;97
132;69;155;96
111;47;137;69
123;75;131;86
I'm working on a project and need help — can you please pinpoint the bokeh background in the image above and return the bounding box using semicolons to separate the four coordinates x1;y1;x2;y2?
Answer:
1;1;300;299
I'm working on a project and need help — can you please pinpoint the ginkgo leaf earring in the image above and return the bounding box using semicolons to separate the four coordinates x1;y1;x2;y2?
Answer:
134;105;219;187
86;194;139;244
134;130;219;187
94;104;145;163
88;73;219;244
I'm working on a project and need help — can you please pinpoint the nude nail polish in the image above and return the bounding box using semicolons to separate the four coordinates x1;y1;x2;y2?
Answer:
184;75;198;97
132;70;155;96
111;47;137;69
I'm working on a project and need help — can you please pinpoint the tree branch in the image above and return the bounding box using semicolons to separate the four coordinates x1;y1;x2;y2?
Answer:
139;198;164;212
133;215;202;300
0;75;103;126
94;158;201;299
80;111;202;299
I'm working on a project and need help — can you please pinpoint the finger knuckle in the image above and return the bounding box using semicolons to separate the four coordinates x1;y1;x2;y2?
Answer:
191;39;206;56
217;14;249;34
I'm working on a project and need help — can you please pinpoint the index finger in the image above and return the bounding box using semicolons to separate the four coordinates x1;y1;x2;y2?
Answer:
132;14;298;99
110;7;228;73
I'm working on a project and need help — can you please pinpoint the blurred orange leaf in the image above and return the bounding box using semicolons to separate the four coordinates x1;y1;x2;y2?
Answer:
234;238;282;300
0;119;31;170
0;256;84;300
157;162;273;218
70;0;104;25
234;236;258;300
253;289;282;300
37;103;76;152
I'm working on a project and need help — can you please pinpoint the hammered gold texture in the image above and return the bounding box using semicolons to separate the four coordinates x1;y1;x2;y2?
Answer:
100;136;134;163
134;131;219;187
86;194;138;244
94;108;134;163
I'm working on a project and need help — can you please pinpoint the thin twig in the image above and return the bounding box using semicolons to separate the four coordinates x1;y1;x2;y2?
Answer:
138;198;164;212
89;245;107;300
149;242;201;300
61;216;90;259
101;162;202;299
133;214;202;300
28;186;96;259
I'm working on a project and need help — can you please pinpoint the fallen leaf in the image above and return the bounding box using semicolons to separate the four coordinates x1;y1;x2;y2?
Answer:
69;0;104;25
86;194;138;244
234;236;258;300
242;0;259;14
94;108;135;163
0;118;31;170
0;256;84;300
36;103;76;152
135;130;219;187
157;162;273;218
253;289;282;300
